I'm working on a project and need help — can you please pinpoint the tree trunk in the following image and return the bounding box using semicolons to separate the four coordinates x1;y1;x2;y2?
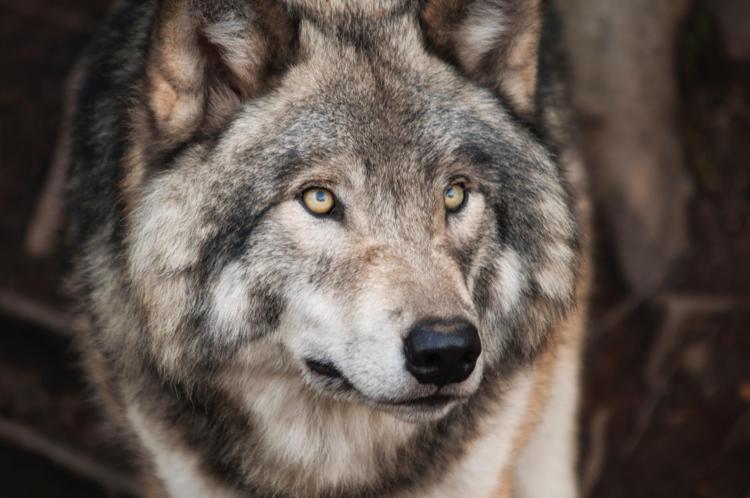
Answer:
558;0;692;294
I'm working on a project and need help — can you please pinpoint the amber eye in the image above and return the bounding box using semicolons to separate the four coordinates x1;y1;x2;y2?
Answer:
444;184;466;212
302;188;336;216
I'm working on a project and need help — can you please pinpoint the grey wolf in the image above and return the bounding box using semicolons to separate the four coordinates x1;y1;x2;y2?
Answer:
65;0;590;496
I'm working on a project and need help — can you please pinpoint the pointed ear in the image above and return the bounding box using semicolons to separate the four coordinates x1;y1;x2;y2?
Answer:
421;0;542;116
146;0;296;144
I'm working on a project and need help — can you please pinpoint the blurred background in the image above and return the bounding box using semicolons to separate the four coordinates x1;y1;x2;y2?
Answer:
0;0;748;497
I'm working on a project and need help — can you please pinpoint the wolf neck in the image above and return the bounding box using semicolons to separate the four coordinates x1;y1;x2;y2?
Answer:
133;364;527;498
226;371;526;498
241;374;420;491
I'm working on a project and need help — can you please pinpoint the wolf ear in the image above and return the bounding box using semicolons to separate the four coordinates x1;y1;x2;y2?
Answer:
146;0;296;143
421;0;542;116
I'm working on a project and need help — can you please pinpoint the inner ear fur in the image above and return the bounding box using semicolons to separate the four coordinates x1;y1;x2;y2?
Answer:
146;0;296;144
421;0;542;116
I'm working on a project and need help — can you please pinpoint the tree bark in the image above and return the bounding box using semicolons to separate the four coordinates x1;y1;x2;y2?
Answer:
558;0;692;294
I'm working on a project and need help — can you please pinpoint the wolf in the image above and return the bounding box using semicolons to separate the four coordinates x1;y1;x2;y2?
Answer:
64;0;590;496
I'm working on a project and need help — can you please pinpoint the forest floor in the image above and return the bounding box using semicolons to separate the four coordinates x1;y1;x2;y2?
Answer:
0;1;748;497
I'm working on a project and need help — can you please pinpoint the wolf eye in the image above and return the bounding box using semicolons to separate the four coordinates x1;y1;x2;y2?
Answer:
302;188;336;216
444;184;466;212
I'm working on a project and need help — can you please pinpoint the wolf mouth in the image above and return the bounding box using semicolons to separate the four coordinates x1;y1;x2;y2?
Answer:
393;394;460;408
304;358;463;411
305;359;345;379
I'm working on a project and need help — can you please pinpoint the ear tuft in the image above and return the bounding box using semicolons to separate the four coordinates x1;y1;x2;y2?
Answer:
421;0;542;116
146;0;296;144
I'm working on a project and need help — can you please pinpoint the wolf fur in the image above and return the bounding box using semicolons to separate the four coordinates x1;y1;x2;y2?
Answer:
65;0;590;496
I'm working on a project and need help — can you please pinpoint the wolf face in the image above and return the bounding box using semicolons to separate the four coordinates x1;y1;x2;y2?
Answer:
116;0;578;425
68;0;583;495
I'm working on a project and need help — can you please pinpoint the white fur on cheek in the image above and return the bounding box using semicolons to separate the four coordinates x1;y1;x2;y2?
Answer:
282;285;351;363
496;248;525;314
210;261;249;342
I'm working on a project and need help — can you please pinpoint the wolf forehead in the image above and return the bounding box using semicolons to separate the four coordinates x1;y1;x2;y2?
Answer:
218;83;544;189
200;41;556;189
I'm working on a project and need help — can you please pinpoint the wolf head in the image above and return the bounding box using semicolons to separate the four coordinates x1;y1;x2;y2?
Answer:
122;0;578;421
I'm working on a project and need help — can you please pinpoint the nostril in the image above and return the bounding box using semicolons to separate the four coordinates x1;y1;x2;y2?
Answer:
424;353;441;368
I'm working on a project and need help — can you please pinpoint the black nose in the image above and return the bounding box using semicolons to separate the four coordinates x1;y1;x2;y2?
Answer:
404;319;481;387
